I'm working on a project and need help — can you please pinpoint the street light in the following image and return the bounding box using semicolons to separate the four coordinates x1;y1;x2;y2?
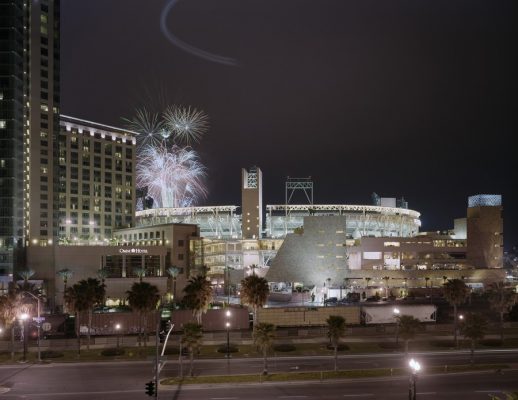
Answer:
115;323;121;349
393;308;401;346
20;313;29;362
22;291;42;362
408;358;421;400
225;310;231;359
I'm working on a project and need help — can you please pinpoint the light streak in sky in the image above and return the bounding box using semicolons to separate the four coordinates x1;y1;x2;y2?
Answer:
160;0;239;67
136;144;207;208
163;105;209;145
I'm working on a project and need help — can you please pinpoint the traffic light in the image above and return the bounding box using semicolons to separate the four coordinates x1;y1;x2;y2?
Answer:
145;381;155;396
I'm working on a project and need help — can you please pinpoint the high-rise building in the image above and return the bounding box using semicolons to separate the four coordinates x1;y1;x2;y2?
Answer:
241;166;262;239
0;0;60;286
57;116;136;243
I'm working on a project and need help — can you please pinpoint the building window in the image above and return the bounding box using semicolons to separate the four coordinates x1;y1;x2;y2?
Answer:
178;253;184;261
0;120;6;129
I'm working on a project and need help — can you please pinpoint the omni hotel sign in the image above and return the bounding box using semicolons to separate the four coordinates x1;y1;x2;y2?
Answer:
118;248;149;255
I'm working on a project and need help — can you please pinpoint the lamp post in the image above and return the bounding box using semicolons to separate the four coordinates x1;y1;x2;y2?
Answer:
408;358;421;400
225;310;231;359
22;291;42;362
457;314;464;348
20;313;29;362
115;323;121;349
393;308;401;346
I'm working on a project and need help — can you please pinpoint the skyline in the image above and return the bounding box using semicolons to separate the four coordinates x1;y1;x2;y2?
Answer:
61;0;517;248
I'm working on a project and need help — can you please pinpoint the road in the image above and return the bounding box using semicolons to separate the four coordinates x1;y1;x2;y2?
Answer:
0;350;517;399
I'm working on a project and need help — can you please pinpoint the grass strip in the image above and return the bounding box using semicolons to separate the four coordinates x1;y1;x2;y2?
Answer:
161;364;509;385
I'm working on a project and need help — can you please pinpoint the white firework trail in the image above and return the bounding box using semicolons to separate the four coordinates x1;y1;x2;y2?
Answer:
163;105;209;145
136;144;207;208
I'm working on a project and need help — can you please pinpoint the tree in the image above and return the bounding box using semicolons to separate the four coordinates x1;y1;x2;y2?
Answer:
127;281;160;346
240;275;269;331
383;276;390;296
326;315;346;370
460;312;488;364
183;275;213;324
56;268;73;312
181;322;203;377
0;287;23;360
397;315;421;354
65;278;105;352
443;278;470;347
166;266;180;301
253;322;276;375
487;282;517;342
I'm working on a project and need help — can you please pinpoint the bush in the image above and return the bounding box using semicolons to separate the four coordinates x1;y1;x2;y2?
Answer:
163;347;189;356
326;343;350;351
430;340;456;348
217;344;239;353
273;344;296;352
101;348;125;356
41;350;64;359
480;339;503;347
378;342;403;350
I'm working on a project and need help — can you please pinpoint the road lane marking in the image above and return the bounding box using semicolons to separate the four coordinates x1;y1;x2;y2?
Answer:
343;395;374;398
278;397;308;399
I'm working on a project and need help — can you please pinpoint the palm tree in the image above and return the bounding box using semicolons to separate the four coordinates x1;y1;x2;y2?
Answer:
487;282;517;342
56;268;73;312
253;322;276;375
65;278;105;352
460;312;488;364
183;275;213;324
134;267;146;283
383;276;390;297
326;315;346;370
364;277;371;288
240;275;269;331
397;315;421;354
181;322;203;377
97;268;109;308
443;278;470;347
127;281;160;346
166;266;180;301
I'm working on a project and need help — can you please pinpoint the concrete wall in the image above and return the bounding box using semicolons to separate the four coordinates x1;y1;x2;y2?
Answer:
257;306;360;326
171;307;250;332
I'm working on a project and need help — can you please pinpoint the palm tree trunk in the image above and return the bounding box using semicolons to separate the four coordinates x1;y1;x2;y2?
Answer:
10;325;15;361
500;311;504;343
263;348;268;375
405;339;409;355
253;306;258;332
87;309;92;350
334;344;338;371
470;339;474;364
453;304;458;347
189;350;194;377
76;311;81;356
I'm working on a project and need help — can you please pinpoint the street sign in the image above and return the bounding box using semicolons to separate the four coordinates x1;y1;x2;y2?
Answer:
42;322;52;332
33;317;45;323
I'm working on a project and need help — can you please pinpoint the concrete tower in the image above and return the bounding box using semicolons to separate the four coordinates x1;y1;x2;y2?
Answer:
241;166;262;239
467;194;503;269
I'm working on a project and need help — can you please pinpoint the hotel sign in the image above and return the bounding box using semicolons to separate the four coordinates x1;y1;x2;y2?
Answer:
118;248;149;254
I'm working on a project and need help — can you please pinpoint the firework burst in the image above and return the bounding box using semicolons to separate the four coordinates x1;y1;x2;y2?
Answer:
163;105;209;145
123;108;165;150
136;144;207;208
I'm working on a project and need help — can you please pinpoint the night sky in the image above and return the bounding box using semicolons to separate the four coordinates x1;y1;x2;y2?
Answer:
61;0;517;248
